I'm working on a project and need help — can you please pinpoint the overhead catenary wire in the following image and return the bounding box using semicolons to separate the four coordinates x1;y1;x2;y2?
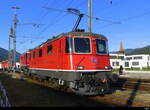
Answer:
15;0;53;52
17;0;150;53
17;0;63;53
94;10;150;30
38;0;77;36
17;1;70;46
121;10;150;22
92;0;121;14
39;13;68;35
37;0;86;38
18;0;74;53
30;1;121;44
41;7;121;31
36;0;87;33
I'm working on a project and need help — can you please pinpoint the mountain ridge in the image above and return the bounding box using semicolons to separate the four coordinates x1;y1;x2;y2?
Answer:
110;45;150;55
0;47;21;62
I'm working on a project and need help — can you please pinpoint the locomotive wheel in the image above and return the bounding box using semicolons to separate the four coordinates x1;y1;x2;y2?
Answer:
98;82;110;95
43;79;48;84
48;78;53;84
38;78;44;82
32;75;36;80
30;74;34;79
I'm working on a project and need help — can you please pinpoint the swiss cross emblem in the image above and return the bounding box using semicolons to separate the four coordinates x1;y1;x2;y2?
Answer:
92;57;97;64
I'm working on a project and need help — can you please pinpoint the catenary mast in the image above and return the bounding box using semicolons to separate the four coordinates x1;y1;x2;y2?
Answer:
11;6;20;73
88;0;92;33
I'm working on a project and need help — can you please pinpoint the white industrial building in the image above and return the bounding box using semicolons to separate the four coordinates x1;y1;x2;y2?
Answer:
124;54;150;69
110;40;150;70
109;53;125;69
110;54;150;70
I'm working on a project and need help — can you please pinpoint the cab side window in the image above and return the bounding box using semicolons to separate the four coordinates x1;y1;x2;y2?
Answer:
39;49;42;57
47;45;52;55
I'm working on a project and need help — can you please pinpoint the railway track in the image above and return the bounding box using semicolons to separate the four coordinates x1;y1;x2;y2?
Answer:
89;92;150;107
88;77;150;107
27;74;150;107
1;72;150;107
114;78;150;92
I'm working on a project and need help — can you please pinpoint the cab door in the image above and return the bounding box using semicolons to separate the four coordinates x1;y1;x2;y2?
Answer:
58;39;64;70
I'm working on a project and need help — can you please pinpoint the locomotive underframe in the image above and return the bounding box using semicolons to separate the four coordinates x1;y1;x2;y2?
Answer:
22;67;118;95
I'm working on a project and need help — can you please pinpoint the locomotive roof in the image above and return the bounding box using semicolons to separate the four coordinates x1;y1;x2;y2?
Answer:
28;32;107;52
63;32;107;39
44;32;107;44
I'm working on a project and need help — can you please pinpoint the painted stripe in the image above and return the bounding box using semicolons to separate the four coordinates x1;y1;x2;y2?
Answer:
69;35;73;70
70;54;73;70
30;68;111;72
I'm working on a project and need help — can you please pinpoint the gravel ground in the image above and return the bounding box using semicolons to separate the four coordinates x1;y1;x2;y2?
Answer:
119;73;150;79
0;73;109;107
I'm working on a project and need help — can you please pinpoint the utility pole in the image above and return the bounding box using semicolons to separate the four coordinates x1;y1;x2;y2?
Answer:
88;0;113;33
88;0;92;33
11;6;20;73
8;27;13;70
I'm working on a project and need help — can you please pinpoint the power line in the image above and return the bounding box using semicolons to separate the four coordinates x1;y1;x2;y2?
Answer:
39;13;68;35
94;10;150;31
18;1;66;51
121;10;150;22
38;0;77;36
93;0;121;14
37;0;87;37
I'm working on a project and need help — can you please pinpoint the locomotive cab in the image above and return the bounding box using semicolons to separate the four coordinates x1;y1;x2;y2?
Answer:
65;32;112;71
63;32;117;95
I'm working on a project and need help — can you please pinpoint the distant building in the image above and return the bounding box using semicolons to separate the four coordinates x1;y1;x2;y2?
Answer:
110;40;125;69
125;54;150;69
110;54;150;70
109;53;125;69
109;41;150;69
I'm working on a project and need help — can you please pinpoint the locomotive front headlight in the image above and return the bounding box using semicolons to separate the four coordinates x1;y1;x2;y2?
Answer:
105;66;110;70
77;66;84;70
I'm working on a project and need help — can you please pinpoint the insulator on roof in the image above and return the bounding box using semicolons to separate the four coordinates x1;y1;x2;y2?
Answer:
74;29;85;32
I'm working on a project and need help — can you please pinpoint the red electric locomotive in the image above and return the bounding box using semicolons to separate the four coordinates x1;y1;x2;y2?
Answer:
20;8;118;95
1;60;10;71
20;31;118;95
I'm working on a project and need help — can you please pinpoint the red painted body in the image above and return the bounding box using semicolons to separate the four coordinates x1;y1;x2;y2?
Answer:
20;33;111;72
1;60;10;70
19;32;117;95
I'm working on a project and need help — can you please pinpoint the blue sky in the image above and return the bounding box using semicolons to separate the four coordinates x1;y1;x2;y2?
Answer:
0;0;150;53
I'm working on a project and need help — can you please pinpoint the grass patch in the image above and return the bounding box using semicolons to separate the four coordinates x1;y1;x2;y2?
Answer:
142;66;150;71
112;69;119;72
125;67;150;71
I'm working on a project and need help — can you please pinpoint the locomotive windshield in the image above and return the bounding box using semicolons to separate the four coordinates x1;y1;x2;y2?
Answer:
96;39;108;54
74;38;91;53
